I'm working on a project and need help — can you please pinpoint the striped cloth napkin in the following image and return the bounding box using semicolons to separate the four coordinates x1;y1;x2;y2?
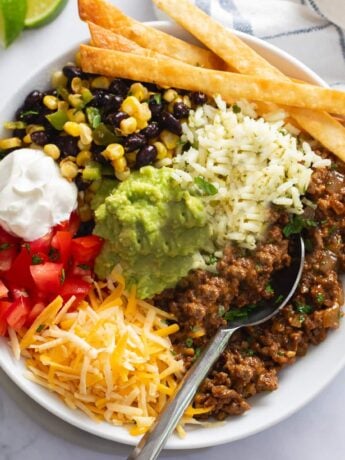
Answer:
153;0;345;88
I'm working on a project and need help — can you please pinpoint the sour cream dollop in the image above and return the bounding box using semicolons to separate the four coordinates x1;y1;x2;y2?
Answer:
0;149;78;241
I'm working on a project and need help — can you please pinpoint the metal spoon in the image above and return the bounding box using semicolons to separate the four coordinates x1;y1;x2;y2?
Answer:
128;236;305;460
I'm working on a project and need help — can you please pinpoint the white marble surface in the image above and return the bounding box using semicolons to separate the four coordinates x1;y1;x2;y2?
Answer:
1;1;345;459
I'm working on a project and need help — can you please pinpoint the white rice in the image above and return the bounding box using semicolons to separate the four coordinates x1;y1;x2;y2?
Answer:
168;96;330;251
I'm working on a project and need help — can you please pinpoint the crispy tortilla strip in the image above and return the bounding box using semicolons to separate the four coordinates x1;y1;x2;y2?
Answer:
88;22;169;61
153;0;345;160
78;0;226;70
80;45;345;117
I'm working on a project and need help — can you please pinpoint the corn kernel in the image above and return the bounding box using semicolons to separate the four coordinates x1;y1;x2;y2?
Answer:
115;168;131;181
103;143;125;161
91;76;110;89
183;95;192;108
160;130;179;150
43;95;58;111
137;102;151;121
154;141;168;160
51;70;68;89
136;119;148;131
120;117;137;135
64;121;81;137
71;77;82;93
60;160;79;180
0;137;22;150
112;156;127;173
121;96;141;116
163;89;178;103
130;83;149;102
78;140;91;151
58;101;69;111
76;150;92;166
79;123;93;145
44;144;61;160
67;108;86;123
23;134;32;144
68;94;83;108
27;124;44;134
75;51;81;67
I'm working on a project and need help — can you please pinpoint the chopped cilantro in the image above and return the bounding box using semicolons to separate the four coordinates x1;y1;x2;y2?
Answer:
60;268;66;284
194;176;218;196
328;225;338;236
194;347;202;359
153;93;162;104
283;215;318;237
265;283;274;295
78;263;90;270
0;243;10;251
185;338;194;348
224;304;257;322
36;324;45;333
19;109;39;119
243;348;255;356
304;238;313;253
295;303;313;314
206;254;218;265
275;294;284;305
218;305;225;317
86;107;101;129
316;293;325;304
49;247;59;262
32;254;43;265
232;104;241;113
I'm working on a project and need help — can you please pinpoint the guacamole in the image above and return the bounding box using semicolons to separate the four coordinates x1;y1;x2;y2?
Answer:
93;166;210;299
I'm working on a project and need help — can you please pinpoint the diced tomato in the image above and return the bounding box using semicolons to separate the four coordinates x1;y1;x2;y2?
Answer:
0;301;12;336
28;230;54;255
56;212;80;237
6;297;31;331
0;244;18;272
0;279;8;298
26;302;45;327
71;235;103;264
30;262;64;295
60;276;91;307
51;231;72;265
6;247;34;290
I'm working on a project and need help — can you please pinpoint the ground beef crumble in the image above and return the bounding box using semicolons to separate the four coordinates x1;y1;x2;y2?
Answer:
155;160;345;420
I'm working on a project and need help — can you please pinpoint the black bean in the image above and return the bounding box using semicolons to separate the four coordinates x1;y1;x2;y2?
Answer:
158;111;182;136
62;65;83;80
148;96;164;119
31;131;49;146
190;91;208;105
136;145;157;168
105;111;128;127
76;220;95;237
124;133;146;152
75;174;90;191
173;102;190;119
109;78;129;97
12;128;26;138
91;144;109;166
54;135;79;157
24;90;44;109
90;90;123;114
141;122;161;139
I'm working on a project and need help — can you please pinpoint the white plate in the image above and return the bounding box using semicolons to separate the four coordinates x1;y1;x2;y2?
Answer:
0;21;344;450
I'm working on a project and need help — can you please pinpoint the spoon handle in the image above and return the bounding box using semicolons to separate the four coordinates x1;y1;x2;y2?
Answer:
127;326;238;460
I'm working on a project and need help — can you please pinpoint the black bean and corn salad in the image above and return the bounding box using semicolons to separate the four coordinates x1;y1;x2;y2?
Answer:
0;56;210;234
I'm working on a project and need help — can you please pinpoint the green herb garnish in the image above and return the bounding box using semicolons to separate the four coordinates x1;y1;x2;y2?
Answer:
275;294;284;305
185;338;194;348
194;176;218;196
36;324;45;333
32;254;43;265
49;247;59;262
232;104;241;113
153;93;162;104
0;243;10;251
265;283;274;295
283;215;318;237
86;107;101;129
194;347;202;359
206;254;218;265
19;110;39;119
316;293;325;304
295;303;313;314
78;263;90;271
224;304;257;322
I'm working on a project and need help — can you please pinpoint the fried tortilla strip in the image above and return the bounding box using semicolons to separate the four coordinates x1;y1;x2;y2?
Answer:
78;0;226;70
80;45;345;117
153;0;345;161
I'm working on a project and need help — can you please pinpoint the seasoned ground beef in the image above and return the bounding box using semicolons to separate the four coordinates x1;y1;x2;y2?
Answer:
155;160;345;420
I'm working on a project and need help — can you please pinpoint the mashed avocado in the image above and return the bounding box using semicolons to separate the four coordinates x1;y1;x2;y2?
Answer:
93;166;210;299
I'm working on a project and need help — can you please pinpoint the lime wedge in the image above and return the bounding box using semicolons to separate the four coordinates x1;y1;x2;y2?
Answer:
0;0;27;47
24;0;67;28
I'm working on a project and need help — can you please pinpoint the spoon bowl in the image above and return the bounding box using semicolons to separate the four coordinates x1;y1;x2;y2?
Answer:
129;235;305;460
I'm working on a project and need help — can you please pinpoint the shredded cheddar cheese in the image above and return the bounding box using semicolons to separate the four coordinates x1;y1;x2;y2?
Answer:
15;279;191;434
